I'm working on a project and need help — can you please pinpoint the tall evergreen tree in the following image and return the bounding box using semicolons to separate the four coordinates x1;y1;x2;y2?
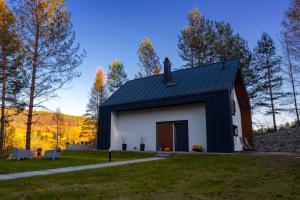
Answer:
0;0;27;154
14;0;85;150
178;8;256;105
107;60;127;93
251;33;284;131
136;37;161;78
178;8;251;70
178;8;215;67
81;68;107;141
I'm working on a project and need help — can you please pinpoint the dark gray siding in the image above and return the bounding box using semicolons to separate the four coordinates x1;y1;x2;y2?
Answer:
97;108;111;150
205;91;234;152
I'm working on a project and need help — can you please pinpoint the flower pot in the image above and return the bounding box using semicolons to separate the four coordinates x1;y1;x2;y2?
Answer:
122;143;127;151
140;143;145;151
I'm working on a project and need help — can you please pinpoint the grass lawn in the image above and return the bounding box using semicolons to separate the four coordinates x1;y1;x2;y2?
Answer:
0;150;153;174
0;153;299;200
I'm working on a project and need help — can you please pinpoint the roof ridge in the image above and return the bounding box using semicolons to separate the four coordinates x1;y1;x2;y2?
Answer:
126;59;239;83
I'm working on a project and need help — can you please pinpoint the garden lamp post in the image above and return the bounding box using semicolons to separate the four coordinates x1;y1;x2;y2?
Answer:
108;148;111;162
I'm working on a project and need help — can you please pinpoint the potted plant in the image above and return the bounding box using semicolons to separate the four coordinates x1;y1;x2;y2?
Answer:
140;136;146;151
121;136;127;151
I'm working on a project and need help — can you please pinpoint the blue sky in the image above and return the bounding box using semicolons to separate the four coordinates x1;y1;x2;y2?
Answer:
44;0;290;116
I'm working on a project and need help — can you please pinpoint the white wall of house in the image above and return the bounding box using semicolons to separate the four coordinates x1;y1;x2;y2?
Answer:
232;88;243;151
110;103;207;152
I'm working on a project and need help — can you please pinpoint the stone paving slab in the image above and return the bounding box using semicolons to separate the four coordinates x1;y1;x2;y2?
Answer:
0;157;164;181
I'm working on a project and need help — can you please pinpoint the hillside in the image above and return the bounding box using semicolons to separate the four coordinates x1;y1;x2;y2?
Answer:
4;109;94;151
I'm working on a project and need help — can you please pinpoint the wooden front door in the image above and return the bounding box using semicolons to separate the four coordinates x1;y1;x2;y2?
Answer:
156;122;173;151
156;121;189;152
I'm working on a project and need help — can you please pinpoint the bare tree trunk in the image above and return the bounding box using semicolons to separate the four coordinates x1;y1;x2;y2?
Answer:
96;90;100;144
0;47;6;154
267;63;277;131
56;115;59;149
286;43;300;126
25;16;39;150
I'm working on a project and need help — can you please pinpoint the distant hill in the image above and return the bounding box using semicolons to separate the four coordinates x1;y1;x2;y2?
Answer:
4;109;93;151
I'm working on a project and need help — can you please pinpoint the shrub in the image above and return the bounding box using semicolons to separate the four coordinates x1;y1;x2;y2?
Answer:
192;144;203;152
37;148;42;157
0;146;14;159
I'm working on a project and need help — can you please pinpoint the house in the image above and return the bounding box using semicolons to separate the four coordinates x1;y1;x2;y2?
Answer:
97;58;252;153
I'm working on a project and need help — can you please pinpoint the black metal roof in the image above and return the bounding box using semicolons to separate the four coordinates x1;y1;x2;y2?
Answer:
103;59;239;106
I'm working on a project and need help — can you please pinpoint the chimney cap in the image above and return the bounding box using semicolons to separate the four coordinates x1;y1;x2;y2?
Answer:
164;57;170;64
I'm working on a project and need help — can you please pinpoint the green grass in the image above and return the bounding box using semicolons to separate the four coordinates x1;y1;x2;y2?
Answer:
0;150;153;174
0;153;299;200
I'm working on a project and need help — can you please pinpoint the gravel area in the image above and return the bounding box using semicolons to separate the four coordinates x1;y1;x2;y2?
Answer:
253;127;300;152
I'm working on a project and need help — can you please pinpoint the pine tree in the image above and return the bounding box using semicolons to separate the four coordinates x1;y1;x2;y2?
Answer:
178;8;251;69
281;0;300;126
282;0;300;56
81;68;107;141
178;8;254;104
0;0;27;154
178;8;215;67
136;37;161;78
13;0;85;150
107;60;127;93
251;33;284;131
280;32;300;125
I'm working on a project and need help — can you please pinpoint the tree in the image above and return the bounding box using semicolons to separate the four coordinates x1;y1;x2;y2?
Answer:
251;33;284;131
282;0;300;56
153;66;161;75
281;0;300;126
81;68;107;141
280;32;300;125
53;107;64;149
107;60;127;93
178;8;215;67
80;116;96;143
93;68;107;110
13;0;85;150
0;0;27;154
178;8;255;104
136;37;161;78
178;8;252;69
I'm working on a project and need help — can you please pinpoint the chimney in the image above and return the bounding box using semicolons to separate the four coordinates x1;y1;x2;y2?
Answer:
164;57;172;84
163;57;176;87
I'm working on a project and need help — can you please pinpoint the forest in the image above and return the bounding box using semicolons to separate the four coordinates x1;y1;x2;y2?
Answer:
0;0;300;156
